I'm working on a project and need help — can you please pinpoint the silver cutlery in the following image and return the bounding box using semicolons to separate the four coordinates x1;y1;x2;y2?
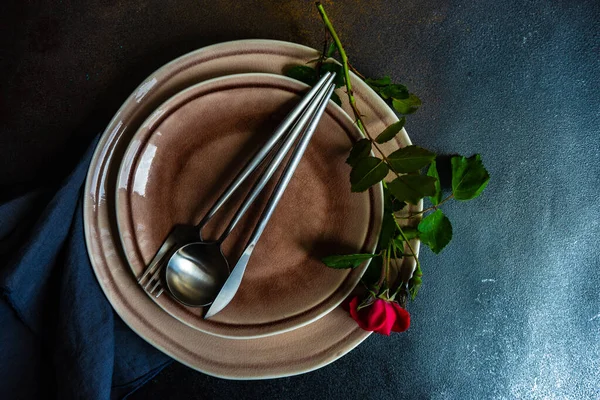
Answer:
202;80;335;318
137;72;336;304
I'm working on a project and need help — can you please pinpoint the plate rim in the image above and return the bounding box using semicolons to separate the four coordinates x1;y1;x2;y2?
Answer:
83;38;421;379
114;71;384;338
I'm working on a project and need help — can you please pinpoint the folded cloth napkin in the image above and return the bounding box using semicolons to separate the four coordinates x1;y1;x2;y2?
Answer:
0;136;171;400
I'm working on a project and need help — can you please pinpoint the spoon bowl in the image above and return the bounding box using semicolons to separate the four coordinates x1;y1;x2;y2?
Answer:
165;242;230;307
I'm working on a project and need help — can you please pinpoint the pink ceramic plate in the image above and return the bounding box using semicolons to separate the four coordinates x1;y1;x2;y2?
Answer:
84;39;420;378
116;73;382;338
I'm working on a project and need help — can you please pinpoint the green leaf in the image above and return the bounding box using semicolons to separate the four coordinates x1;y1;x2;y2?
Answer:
392;238;405;255
369;87;383;97
382;185;395;212
387;175;437;204
285;65;318;86
378;186;403;252
451;154;490;200
375;118;406;144
330;92;342;106
418;210;453;254
365;76;391;87
392;94;422;114
330;91;342;106
379;84;409;100
427;159;442;205
383;184;408;211
350;156;389;192
401;227;419;240
377;212;397;251
361;255;382;285
345;138;372;166
392;199;407;211
326;42;337;57
322;253;376;269
393;227;419;257
387;145;436;173
320;63;345;88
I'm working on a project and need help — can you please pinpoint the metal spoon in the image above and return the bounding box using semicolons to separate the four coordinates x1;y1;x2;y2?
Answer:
165;79;336;309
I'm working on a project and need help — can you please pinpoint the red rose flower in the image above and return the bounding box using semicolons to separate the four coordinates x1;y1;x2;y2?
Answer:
348;296;410;335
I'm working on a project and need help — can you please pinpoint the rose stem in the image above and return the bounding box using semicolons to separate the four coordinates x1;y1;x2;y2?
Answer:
315;2;403;180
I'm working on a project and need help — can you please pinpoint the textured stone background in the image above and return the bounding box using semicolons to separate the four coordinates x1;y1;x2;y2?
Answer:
2;0;599;398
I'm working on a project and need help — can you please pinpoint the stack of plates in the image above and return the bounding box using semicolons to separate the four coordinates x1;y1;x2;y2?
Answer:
84;39;419;379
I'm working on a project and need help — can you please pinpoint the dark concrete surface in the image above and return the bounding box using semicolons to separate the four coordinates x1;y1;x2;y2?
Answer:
2;0;599;398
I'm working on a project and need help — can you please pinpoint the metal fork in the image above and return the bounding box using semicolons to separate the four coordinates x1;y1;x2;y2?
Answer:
137;72;337;297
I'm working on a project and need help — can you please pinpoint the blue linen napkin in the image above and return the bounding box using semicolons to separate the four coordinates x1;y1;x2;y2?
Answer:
0;137;171;400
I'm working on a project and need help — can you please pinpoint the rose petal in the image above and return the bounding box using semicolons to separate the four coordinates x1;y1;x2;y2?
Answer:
348;298;390;335
348;296;411;335
375;301;397;335
367;299;393;335
349;297;383;332
348;296;361;320
390;302;411;332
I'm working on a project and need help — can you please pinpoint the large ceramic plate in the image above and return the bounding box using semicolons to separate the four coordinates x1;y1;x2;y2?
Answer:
116;73;382;338
84;39;420;379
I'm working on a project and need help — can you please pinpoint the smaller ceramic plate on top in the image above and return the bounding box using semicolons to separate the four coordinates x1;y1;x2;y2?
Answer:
115;73;383;339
